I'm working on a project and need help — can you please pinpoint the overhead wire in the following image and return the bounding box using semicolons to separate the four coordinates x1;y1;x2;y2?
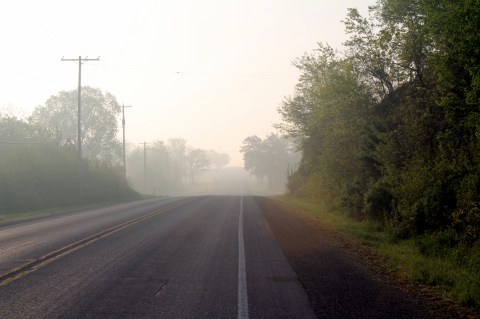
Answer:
88;63;297;79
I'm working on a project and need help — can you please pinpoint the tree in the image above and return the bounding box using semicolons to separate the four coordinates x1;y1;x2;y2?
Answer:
125;139;216;194
276;0;480;241
126;140;177;195
0;115;137;214
277;43;373;207
207;150;230;170
187;148;210;184
30;86;122;162
168;138;188;184
0;115;51;160
343;7;407;99
241;133;300;191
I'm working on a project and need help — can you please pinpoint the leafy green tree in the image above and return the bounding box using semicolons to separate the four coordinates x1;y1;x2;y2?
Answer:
277;43;373;208
356;0;480;235
30;87;122;162
421;0;480;239
0;111;136;215
0;114;53;159
277;0;480;242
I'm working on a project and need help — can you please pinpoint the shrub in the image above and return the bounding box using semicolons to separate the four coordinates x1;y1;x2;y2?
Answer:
364;180;395;223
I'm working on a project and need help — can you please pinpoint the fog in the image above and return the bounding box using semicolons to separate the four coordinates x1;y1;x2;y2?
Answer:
0;0;371;209
139;167;272;197
0;0;371;164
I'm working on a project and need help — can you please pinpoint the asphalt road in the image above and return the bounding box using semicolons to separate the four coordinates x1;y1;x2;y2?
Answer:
0;196;317;319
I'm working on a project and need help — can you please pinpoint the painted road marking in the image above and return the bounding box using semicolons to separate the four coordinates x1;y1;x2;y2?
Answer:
238;196;249;319
0;199;171;234
0;199;193;287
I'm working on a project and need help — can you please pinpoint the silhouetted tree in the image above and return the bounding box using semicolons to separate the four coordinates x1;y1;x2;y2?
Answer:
187;148;210;184
30;87;122;162
207;150;230;170
241;133;300;191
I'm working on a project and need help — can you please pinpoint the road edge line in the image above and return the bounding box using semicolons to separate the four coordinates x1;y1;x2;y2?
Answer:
0;198;193;287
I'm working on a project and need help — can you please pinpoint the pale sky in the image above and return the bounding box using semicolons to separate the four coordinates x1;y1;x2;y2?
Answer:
0;0;373;166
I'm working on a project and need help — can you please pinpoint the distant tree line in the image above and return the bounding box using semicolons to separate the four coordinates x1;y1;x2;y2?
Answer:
0;86;229;214
126;139;229;195
277;0;480;244
0;92;137;214
240;133;300;192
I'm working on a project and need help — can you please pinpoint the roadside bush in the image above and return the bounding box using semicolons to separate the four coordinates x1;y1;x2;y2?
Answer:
415;231;456;257
286;170;306;196
451;204;480;245
84;160;136;202
295;172;342;208
0;144;138;215
364;180;394;223
341;180;366;218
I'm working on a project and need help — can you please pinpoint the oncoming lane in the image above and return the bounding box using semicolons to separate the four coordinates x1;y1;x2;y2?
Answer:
0;197;186;274
0;196;317;318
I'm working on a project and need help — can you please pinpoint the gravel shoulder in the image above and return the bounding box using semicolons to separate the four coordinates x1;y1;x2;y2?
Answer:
256;197;480;319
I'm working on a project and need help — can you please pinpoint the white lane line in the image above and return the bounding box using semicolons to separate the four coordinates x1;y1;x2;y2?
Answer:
238;196;249;319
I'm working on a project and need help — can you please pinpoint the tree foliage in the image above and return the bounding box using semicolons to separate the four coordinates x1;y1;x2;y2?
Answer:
187;148;210;184
126;139;214;195
240;133;300;191
30;86;122;162
0;114;137;214
278;0;480;243
207;150;230;170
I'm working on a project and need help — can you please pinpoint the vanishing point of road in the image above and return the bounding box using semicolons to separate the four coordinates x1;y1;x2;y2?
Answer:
0;196;443;318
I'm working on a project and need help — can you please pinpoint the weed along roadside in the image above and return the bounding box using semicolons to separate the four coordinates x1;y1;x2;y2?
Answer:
271;195;480;318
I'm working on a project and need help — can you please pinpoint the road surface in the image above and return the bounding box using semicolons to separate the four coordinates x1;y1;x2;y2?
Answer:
0;196;439;318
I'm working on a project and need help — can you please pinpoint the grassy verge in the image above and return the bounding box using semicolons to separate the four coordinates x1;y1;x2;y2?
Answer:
273;195;480;308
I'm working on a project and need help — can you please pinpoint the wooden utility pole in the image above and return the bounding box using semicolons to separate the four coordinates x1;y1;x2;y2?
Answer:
61;56;100;200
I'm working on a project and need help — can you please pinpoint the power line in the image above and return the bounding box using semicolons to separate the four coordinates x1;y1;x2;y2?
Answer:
88;63;297;78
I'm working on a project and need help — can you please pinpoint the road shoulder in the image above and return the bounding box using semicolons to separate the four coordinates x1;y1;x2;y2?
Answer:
256;197;478;319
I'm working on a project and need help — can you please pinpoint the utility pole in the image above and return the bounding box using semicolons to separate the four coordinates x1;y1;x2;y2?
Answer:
122;104;132;177
61;56;100;201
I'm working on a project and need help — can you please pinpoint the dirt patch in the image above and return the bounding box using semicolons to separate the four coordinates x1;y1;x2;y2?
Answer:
256;197;480;319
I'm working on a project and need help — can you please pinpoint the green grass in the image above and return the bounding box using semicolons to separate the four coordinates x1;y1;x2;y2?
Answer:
273;195;480;307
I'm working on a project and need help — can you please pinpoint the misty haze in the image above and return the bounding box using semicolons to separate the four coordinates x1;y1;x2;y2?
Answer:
1;0;479;318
